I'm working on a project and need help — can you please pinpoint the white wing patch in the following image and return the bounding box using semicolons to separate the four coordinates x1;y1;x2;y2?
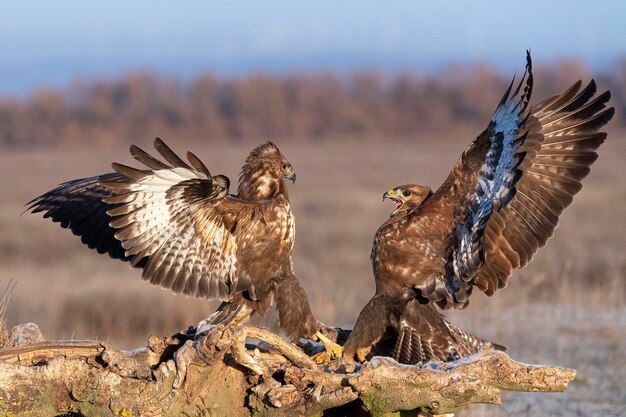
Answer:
103;142;239;301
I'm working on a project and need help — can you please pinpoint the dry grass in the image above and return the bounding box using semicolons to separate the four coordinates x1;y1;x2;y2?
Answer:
0;128;624;415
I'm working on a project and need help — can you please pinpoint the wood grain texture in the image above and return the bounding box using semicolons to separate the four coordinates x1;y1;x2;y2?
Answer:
0;321;575;417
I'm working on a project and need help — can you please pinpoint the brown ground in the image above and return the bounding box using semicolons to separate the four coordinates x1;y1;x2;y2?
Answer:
1;128;624;415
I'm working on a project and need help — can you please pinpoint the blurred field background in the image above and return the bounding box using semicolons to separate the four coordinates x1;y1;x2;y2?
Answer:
1;65;625;416
1;1;626;415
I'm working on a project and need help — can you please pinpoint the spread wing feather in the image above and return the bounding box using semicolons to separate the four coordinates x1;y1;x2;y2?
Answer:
411;57;613;309
437;52;533;307
27;139;286;302
26;173;136;264
473;80;614;295
100;143;240;300
348;54;613;366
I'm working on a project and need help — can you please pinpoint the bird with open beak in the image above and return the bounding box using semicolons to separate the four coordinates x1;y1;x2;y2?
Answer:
383;184;433;217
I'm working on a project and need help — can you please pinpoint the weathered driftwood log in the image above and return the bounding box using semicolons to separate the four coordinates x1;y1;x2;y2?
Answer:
0;321;575;417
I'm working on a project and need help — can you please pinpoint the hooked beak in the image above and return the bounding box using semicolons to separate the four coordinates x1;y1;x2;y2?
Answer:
383;189;404;217
383;189;398;202
286;170;296;184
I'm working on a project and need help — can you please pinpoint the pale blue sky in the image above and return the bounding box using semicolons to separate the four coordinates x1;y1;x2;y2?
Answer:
1;1;624;96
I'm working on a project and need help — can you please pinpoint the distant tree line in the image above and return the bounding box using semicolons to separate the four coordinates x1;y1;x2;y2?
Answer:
0;58;624;147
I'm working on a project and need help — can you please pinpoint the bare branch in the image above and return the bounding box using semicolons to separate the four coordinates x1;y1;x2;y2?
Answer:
0;322;576;417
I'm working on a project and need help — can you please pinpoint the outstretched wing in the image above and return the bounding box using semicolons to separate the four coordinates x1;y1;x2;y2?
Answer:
413;52;533;308
26;173;134;263
472;80;614;297
448;54;533;291
102;139;242;300
412;61;613;309
29;138;275;301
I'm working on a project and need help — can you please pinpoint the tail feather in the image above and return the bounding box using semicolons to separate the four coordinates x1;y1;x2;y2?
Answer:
391;301;504;364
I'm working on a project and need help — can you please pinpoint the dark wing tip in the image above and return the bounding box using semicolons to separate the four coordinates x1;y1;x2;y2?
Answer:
520;51;533;112
497;51;534;111
523;50;532;87
130;144;170;170
153;138;192;170
186;151;211;177
600;106;616;125
588;78;597;91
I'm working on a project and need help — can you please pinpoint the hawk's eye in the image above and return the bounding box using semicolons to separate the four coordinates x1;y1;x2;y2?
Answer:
402;190;412;197
282;163;289;169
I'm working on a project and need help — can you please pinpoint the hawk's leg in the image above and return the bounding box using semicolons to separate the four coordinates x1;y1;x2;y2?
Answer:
273;271;319;339
331;294;395;372
197;299;253;334
271;271;345;364
311;331;344;365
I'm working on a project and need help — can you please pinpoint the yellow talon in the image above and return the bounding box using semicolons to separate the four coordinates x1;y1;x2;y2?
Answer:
316;331;343;358
355;347;369;362
312;351;331;365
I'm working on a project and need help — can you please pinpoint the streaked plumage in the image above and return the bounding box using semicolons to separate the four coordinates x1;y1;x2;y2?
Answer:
28;139;320;340
342;52;614;366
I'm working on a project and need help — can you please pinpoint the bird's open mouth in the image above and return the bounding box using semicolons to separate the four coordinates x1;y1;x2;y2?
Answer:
383;192;403;216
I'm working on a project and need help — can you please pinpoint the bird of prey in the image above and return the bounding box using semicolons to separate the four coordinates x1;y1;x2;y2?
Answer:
340;52;614;368
28;139;341;358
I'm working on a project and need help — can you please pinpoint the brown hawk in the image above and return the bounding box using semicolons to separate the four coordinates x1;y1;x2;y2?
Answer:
28;139;341;357
340;52;614;368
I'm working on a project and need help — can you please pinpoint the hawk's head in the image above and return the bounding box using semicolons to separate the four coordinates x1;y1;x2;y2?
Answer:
383;184;432;217
239;142;296;200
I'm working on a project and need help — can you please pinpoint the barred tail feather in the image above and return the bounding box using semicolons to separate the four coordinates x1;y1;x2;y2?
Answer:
392;301;504;364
